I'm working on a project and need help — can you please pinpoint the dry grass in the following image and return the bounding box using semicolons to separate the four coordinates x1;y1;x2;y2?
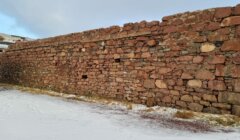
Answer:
174;111;195;119
208;115;240;126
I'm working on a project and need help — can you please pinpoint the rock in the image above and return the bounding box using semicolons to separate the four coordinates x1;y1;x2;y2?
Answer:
181;73;193;79
170;90;180;96
176;101;187;108
177;56;193;61
144;79;155;88
208;80;226;91
221;39;240;51
221;16;240;27
212;103;231;109
141;52;151;58
147;40;157;46
232;105;240;116
234;79;240;92
155;80;167;89
200;43;216;52
146;98;155;107
234;5;240;15
203;94;217;102
159;67;172;74
181;95;193;102
188;103;203;112
203;107;221;114
193;56;204;63
200;101;211;106
207;55;225;64
195;69;215;80
215;7;232;19
187;80;202;88
218;92;240;105
162;96;172;103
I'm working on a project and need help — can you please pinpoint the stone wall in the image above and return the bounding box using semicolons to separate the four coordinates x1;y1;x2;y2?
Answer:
1;4;240;116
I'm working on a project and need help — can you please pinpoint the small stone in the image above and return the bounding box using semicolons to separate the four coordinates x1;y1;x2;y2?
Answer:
232;105;240;116
221;16;240;27
195;69;215;80
159;67;172;74
193;56;204;63
187;80;202;88
147;40;157;46
155;80;167;89
208;80;226;91
144;79;155;88
146;98;155;107
203;94;217;102
181;73;193;79
188;103;203;112
162;96;172;103
176;101;187;108
207;55;225;64
200;43;216;52
221;39;240;51
203;107;221;114
181;95;193;102
170;90;180;96
141;52;151;58
212;103;231;109
200;101;211;106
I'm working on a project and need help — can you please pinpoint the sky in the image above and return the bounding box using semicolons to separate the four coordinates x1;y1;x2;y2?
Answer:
0;0;239;39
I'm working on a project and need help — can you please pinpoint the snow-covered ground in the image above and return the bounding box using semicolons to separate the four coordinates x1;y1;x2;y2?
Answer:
0;89;240;140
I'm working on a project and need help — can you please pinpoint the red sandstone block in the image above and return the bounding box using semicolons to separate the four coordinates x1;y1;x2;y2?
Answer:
176;56;193;62
235;26;240;37
163;26;178;33
221;39;240;51
208;80;226;91
206;22;221;31
221;16;240;27
215;7;232;19
207;55;225;64
233;4;240;15
195;69;215;80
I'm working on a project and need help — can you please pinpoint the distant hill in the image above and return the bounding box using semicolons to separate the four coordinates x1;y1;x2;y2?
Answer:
0;33;32;50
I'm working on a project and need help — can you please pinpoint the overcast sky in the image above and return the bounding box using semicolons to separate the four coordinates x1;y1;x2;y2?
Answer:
0;0;239;39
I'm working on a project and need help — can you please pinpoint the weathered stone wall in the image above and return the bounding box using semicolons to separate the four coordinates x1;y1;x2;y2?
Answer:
1;4;240;116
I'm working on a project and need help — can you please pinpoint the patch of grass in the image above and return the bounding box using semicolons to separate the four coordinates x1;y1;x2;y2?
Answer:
174;111;195;119
208;115;240;126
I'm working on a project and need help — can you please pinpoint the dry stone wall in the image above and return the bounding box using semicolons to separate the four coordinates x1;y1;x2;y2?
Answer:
1;4;240;116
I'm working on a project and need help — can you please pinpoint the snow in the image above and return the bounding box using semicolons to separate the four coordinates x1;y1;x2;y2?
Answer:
0;89;240;140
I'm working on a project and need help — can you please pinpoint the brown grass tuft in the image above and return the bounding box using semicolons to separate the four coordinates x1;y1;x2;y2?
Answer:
174;111;195;119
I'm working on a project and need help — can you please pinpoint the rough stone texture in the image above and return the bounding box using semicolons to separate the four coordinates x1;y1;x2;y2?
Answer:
188;103;203;112
232;105;240;116
187;80;202;88
155;80;167;89
218;92;240;105
195;69;215;80
221;39;240;51
1;4;240;116
200;43;216;52
208;80;226;91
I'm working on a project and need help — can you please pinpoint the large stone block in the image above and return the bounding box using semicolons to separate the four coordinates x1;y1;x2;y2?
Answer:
221;39;240;51
181;95;193;102
203;94;217;102
144;79;155;88
195;69;215;80
187;80;202;88
215;7;232;19
232;105;240;116
188;103;203;112
221;16;240;27
218;92;240;105
208;80;226;91
234;79;240;92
